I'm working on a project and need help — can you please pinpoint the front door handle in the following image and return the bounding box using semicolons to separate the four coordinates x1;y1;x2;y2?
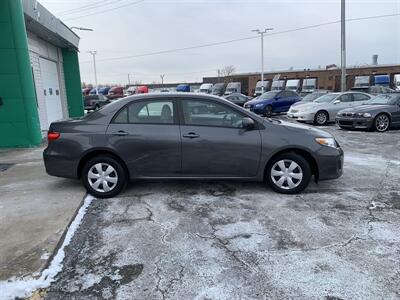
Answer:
183;132;200;139
113;130;128;136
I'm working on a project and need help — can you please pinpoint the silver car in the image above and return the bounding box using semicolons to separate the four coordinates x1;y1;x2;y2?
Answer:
287;92;372;125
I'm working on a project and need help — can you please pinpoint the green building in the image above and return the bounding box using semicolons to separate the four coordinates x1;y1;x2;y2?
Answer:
0;0;83;148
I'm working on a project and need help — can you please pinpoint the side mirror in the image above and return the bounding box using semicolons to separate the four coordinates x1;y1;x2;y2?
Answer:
242;117;255;130
333;99;341;104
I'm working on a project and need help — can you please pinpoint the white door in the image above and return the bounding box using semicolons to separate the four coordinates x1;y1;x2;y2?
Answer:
39;58;63;128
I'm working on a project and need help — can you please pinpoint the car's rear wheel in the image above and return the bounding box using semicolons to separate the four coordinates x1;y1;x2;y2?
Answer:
264;105;273;117
266;153;311;194
314;111;328;125
82;155;127;198
374;114;390;132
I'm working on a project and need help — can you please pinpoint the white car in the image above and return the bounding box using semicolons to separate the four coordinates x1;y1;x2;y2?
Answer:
287;92;372;125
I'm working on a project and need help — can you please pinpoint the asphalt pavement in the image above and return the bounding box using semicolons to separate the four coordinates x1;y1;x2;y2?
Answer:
44;122;400;300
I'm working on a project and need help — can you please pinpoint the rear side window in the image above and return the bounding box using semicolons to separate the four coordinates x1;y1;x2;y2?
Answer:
338;94;352;102
353;93;371;101
113;100;175;124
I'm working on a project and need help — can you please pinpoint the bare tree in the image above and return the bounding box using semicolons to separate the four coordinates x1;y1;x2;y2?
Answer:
220;65;235;83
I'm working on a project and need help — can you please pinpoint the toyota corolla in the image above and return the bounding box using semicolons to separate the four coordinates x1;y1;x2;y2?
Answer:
44;93;343;198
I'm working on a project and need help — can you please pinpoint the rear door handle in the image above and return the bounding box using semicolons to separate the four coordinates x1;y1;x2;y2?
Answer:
183;132;200;139
113;130;128;136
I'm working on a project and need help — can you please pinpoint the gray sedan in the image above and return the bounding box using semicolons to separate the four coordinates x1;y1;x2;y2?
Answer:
336;93;400;132
43;93;343;198
287;92;372;125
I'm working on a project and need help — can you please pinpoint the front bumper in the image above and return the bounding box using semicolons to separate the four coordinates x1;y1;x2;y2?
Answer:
315;146;344;181
287;111;315;123
336;117;374;129
244;105;265;115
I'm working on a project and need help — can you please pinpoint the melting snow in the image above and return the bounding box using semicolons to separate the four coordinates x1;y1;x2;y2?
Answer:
0;195;94;300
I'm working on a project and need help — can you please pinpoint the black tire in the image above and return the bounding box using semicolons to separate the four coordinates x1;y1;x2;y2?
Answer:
374;113;390;132
81;155;127;198
266;152;312;194
314;110;329;125
264;105;273;117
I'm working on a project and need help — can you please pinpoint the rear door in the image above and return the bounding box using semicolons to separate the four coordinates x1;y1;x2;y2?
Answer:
179;98;262;177
106;98;182;177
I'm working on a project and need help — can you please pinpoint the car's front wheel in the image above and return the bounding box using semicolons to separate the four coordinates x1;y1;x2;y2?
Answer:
266;153;311;194
314;111;328;125
374;113;390;132
82;155;127;198
264;105;273;117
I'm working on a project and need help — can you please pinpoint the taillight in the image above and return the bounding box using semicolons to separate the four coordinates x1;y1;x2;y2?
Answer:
47;131;60;143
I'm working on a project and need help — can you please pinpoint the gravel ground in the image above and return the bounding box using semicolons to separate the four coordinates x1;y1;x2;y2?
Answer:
44;122;400;300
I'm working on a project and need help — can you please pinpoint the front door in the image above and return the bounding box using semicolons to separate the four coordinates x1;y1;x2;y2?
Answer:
106;99;181;177
179;98;262;177
329;93;353;117
39;58;63;128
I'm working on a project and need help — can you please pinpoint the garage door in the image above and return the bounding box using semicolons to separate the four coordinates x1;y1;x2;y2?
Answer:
39;58;63;128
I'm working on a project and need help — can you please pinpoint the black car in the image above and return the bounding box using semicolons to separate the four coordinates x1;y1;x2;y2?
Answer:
224;93;250;106
336;93;400;132
84;94;110;111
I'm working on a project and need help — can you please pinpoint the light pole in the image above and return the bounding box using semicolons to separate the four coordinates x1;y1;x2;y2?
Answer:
252;28;273;94
160;74;165;87
128;73;131;85
87;51;98;94
341;0;346;92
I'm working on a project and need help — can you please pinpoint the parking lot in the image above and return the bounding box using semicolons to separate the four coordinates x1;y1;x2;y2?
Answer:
42;121;400;300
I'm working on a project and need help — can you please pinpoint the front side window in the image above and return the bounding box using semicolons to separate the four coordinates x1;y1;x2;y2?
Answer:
182;100;245;128
113;100;175;124
338;94;352;102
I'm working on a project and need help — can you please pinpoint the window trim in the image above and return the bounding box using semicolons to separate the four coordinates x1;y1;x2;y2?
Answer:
177;97;257;130
111;98;179;125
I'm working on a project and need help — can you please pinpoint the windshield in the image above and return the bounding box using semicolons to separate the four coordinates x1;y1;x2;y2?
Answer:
259;91;279;99
302;93;324;102
368;94;400;105
314;94;338;103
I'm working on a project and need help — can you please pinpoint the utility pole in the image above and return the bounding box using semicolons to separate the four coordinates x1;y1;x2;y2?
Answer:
217;69;221;83
252;28;273;94
341;0;346;92
128;73;131;85
160;74;165;87
88;51;98;94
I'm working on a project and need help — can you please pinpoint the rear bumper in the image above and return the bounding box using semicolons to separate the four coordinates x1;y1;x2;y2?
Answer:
43;147;79;179
336;117;374;129
315;146;344;181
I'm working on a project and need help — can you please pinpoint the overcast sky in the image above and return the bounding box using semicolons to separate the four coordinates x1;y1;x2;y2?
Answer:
40;0;400;85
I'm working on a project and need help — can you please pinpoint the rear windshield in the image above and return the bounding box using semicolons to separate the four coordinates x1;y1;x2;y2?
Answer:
369;94;400;105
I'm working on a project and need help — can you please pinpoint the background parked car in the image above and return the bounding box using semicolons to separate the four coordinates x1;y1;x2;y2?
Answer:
199;83;213;94
89;88;97;95
84;94;110;111
125;86;137;96
224;93;250;106
287;92;372;125
98;87;110;96
244;90;301;117
350;85;393;95
136;86;149;94
254;81;270;96
108;86;124;100
176;84;191;92
271;80;285;91
82;88;91;96
336;93;400;132
212;83;226;96
224;82;241;95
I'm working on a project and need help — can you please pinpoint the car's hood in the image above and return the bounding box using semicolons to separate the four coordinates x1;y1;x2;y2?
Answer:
265;119;332;138
339;104;394;113
245;98;271;105
292;102;324;111
291;101;313;108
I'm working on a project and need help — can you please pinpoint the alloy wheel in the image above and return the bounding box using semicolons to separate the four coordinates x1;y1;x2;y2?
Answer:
271;159;303;190
375;114;389;132
315;111;327;125
87;163;118;193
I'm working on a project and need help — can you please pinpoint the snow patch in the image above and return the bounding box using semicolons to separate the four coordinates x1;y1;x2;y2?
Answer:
0;195;94;300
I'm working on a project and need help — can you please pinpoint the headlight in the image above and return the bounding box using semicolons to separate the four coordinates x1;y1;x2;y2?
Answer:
362;113;372;118
315;137;337;148
255;103;264;108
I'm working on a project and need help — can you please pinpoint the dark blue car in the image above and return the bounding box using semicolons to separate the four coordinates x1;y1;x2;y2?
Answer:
244;90;300;116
